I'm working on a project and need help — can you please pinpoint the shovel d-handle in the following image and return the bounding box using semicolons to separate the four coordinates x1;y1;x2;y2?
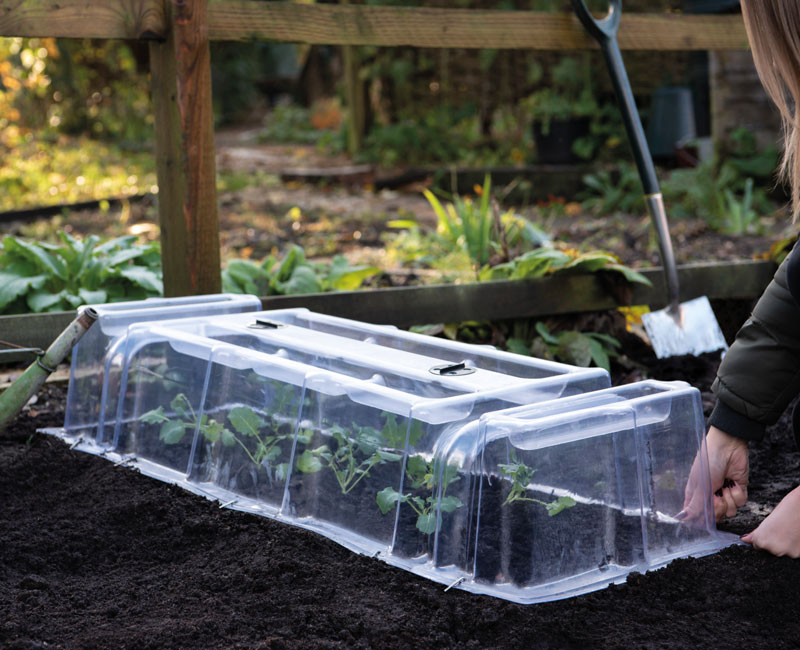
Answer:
571;0;681;318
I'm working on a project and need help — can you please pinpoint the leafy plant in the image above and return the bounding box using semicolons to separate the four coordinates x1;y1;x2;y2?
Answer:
478;248;651;288
140;393;235;447
140;391;299;481
580;162;645;215
377;457;463;535
660;128;777;234
296;421;403;495
222;245;379;296
423;176;493;268
508;321;621;372
498;452;577;515
0;231;162;314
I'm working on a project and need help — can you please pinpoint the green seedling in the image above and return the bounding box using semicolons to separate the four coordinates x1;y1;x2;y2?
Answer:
498;454;576;516
377;457;463;535
139;392;295;480
296;422;403;495
295;412;421;495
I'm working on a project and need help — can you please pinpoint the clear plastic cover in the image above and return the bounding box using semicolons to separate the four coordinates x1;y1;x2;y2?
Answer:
49;307;735;604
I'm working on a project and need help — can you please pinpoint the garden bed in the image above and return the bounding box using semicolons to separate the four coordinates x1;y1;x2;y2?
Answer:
2;346;799;649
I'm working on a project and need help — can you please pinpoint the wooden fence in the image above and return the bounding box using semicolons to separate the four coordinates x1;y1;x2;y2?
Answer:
0;1;756;327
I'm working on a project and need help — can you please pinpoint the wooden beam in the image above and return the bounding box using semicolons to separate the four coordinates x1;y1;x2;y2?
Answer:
206;3;749;51
0;261;774;354
0;2;747;50
259;260;774;327
150;0;221;296
0;0;164;39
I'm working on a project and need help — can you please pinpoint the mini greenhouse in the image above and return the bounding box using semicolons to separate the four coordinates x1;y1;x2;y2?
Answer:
45;297;737;603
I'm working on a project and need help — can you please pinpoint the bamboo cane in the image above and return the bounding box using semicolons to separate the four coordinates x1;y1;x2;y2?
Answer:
0;307;98;433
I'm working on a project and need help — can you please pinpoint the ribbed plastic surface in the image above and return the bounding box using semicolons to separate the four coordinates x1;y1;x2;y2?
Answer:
46;300;736;603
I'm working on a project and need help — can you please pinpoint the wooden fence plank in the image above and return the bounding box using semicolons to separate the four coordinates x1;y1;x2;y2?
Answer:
0;0;164;39
259;261;774;327
0;261;774;354
0;2;748;50
150;0;221;297
206;2;748;50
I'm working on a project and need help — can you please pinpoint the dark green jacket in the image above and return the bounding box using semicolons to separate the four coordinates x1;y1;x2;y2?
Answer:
709;249;800;441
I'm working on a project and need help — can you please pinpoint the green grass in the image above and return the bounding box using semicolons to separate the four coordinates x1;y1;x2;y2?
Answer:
0;136;157;211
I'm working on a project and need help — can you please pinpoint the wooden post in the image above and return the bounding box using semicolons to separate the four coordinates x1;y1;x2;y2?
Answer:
343;43;365;155
150;0;221;297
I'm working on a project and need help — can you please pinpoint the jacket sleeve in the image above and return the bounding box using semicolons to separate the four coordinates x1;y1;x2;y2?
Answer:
709;248;800;441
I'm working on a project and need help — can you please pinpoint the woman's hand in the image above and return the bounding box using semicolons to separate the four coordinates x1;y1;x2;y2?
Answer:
742;486;800;557
681;426;749;523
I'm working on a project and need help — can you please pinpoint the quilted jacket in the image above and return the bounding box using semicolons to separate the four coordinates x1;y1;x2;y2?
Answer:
708;243;800;441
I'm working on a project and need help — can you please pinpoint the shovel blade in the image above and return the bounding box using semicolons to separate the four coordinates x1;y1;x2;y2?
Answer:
641;296;728;359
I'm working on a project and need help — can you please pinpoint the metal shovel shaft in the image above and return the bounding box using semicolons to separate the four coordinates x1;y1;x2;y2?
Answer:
572;0;682;315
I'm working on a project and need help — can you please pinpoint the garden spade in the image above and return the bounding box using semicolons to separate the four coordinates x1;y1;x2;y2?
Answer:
571;0;727;358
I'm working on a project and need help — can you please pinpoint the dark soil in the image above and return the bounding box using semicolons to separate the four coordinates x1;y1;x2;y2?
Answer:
3;349;800;650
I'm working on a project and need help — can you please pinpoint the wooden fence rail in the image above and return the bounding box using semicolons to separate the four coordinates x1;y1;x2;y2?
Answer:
0;260;776;361
0;1;752;302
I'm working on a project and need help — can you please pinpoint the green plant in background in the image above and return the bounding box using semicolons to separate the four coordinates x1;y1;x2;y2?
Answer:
424;177;493;268
0;138;157;211
660;127;777;234
580;162;645;215
507;321;621;372
525;56;597;136
258;105;343;150
377;457;463;535
222;245;379;296
388;175;552;275
478;248;651;288
296;421;404;495
0;232;162;314
499;451;577;515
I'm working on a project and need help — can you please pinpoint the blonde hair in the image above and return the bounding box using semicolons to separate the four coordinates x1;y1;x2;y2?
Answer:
740;0;800;219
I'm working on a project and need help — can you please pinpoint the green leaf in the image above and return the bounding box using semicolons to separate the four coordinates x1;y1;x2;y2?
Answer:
376;486;404;515
104;247;146;268
220;428;237;447
78;288;108;305
139;405;169;424
201;420;224;444
588;338;611;373
26;289;67;313
546;496;577;516
326;255;379;291
376;449;403;462
170;394;191;419
6;237;68;280
416;512;437;535
116;266;163;293
296;449;323;474
159;420;186;444
534;321;558;345
439;496;463;513
558;331;593;367
603;263;653;286
275;463;289;482
506;337;532;356
274;265;322;295
228;406;266;437
0;262;48;311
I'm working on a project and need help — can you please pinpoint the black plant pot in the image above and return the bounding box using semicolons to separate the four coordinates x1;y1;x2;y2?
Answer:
532;116;590;165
